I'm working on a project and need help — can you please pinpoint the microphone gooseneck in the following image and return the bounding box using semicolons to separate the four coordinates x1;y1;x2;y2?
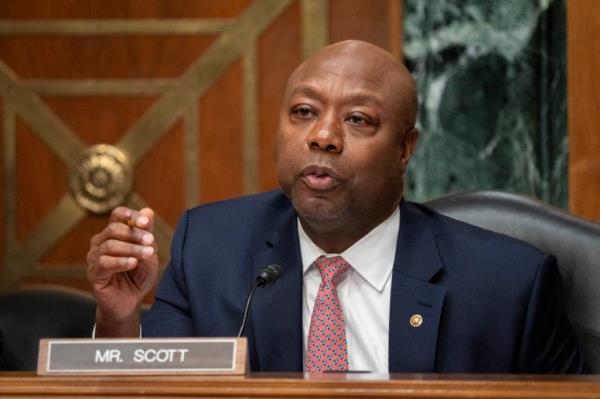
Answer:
237;264;283;337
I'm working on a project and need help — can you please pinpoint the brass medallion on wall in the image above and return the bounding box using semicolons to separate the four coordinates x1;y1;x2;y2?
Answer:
68;144;133;214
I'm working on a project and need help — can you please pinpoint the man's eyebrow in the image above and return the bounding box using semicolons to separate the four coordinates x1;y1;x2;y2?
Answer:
288;85;383;108
345;93;383;108
288;85;322;100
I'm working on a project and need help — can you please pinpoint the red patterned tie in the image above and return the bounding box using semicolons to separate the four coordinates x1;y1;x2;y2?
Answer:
305;256;351;373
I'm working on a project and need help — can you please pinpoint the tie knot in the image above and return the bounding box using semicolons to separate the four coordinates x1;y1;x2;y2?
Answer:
314;256;350;286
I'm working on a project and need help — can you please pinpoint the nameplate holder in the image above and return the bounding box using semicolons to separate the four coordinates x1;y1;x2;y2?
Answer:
37;337;247;375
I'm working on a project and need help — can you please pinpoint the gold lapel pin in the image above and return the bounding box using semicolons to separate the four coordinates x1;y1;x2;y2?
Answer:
410;314;423;328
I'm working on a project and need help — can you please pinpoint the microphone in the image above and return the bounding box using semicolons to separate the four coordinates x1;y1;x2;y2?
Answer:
237;264;282;337
254;264;283;287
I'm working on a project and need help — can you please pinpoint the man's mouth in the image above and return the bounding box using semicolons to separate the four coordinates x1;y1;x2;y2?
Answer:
300;165;343;191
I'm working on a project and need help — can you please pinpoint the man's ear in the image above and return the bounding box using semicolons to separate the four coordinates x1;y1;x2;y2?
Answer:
400;127;419;172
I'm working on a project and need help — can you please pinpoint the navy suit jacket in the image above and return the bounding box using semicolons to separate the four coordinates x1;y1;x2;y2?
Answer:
143;190;585;373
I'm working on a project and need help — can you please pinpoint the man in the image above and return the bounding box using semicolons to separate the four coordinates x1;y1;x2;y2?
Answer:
87;40;585;373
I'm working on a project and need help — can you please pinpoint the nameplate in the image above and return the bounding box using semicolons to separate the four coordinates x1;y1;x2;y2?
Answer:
37;337;247;375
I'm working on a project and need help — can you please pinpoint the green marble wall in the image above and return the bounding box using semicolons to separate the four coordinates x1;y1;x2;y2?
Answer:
403;0;567;207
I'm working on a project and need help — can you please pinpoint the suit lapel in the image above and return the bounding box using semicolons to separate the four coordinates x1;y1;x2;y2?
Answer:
249;205;303;372
389;201;447;372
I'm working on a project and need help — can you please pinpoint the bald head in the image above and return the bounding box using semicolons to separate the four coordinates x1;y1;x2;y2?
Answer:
285;40;418;131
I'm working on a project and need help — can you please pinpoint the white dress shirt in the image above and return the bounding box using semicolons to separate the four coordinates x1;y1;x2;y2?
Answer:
299;207;400;372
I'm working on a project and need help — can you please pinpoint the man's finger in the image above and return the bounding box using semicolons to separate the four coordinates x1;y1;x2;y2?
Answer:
108;206;155;231
109;206;135;223
137;207;155;231
95;255;138;274
95;222;155;246
99;239;155;259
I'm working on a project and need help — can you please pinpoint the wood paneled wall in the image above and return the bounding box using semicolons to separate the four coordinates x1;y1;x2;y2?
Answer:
568;0;600;222
0;0;403;293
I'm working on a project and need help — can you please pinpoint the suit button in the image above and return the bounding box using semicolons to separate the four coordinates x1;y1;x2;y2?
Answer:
410;314;423;328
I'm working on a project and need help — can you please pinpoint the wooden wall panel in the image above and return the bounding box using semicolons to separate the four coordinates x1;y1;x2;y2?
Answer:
200;61;244;203
0;100;4;265
15;119;68;242
42;96;157;145
330;0;402;58
135;121;186;227
42;216;107;264
0;36;215;79
258;1;302;191
567;0;600;222
0;1;252;19
0;0;404;293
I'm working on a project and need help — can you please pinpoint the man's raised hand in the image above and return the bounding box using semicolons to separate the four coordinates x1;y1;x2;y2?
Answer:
86;207;159;337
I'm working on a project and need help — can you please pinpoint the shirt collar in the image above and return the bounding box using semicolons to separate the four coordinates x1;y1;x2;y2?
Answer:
298;207;400;292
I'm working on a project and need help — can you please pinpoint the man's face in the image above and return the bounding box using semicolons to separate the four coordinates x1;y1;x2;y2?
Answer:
275;46;418;236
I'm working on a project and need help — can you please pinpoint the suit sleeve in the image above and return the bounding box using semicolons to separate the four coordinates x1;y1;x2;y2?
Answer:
142;210;194;337
517;255;587;373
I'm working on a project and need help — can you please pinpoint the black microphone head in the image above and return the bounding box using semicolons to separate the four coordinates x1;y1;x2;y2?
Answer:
255;264;282;287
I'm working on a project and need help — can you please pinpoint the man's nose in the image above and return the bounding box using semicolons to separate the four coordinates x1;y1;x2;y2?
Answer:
306;114;343;153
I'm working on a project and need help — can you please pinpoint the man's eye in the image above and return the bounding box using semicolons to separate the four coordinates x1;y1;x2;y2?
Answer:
292;106;314;118
346;114;369;126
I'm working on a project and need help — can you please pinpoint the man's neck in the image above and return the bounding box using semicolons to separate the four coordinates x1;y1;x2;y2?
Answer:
299;206;400;254
298;224;361;254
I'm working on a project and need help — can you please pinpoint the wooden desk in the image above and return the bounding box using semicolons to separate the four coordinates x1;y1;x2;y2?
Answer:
1;373;600;398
